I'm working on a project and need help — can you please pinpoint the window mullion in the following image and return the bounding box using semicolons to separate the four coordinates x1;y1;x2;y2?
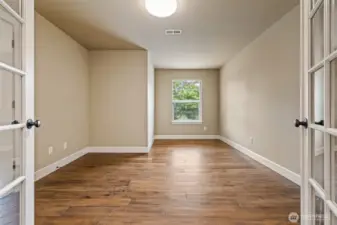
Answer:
172;100;200;103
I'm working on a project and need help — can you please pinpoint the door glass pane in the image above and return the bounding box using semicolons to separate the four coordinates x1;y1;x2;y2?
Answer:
0;70;22;126
0;70;13;126
0;185;20;225
311;68;325;126
312;0;319;9
313;194;325;225
0;129;22;190
0;5;22;70
3;0;20;15
0;13;14;66
13;74;20;123
332;136;337;203
311;4;325;67
332;59;337;128
332;0;337;52
312;129;325;188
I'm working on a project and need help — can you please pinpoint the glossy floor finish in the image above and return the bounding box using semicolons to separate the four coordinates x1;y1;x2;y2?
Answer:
35;140;300;225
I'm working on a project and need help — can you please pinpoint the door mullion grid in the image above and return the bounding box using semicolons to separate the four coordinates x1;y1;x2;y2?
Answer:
0;0;24;23
311;0;324;18
310;123;327;131
328;49;337;62
307;0;331;224
306;0;314;222
309;61;325;74
323;0;331;223
0;176;25;198
310;178;327;199
302;0;310;222
331;0;337;214
327;201;337;218
0;0;26;77
0;62;26;76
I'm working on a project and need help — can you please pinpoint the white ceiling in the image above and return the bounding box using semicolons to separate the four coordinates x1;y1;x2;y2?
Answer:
35;0;299;69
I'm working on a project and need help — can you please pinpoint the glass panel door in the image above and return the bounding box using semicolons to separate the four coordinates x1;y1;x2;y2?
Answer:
313;194;325;224
311;4;324;67
332;0;337;52
312;129;325;188
3;0;20;14
302;0;337;224
0;0;35;225
312;68;325;126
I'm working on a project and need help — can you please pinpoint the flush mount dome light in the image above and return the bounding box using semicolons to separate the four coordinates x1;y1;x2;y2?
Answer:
145;0;177;18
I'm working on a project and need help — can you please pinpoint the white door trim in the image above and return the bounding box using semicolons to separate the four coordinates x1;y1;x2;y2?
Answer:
22;0;35;224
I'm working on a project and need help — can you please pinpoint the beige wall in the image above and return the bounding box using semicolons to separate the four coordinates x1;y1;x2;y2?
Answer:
35;13;90;171
155;69;219;135
220;6;300;174
89;50;148;147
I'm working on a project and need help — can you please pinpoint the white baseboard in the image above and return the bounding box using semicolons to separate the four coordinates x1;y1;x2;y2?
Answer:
35;147;88;181
87;146;150;153
35;146;150;181
35;138;300;186
219;136;300;186
154;135;220;140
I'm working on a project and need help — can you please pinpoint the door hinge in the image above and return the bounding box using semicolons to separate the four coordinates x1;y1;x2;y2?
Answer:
12;39;14;48
12;100;15;109
13;160;16;170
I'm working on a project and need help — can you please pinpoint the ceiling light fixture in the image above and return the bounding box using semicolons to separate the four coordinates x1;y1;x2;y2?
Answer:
145;0;178;18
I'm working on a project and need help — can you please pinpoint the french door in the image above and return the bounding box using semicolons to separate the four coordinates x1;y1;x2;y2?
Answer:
301;0;337;224
0;0;35;225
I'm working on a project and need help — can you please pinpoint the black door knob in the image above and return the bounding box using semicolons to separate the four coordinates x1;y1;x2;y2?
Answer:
11;120;19;125
294;118;308;128
315;120;324;126
26;119;41;129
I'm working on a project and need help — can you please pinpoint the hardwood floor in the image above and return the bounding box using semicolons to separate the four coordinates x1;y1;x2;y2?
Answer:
35;140;300;225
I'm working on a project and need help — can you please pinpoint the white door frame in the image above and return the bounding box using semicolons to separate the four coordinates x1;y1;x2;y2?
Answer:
301;0;337;224
0;0;35;225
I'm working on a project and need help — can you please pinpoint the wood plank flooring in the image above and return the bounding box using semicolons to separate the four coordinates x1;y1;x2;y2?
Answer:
35;140;300;225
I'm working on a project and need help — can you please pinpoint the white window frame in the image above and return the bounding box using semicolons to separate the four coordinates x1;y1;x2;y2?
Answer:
171;79;203;124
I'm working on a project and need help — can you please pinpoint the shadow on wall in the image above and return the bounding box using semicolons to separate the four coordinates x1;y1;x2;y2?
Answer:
38;15;144;51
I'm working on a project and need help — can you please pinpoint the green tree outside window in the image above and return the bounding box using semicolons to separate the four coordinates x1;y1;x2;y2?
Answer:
172;80;201;121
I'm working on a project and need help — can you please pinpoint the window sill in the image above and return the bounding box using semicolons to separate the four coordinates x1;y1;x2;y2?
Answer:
172;120;203;125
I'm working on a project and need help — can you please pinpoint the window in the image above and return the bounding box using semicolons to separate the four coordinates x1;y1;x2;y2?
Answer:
172;80;202;124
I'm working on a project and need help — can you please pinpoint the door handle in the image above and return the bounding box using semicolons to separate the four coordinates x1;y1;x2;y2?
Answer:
314;120;324;126
294;118;308;129
26;119;41;129
11;120;19;125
